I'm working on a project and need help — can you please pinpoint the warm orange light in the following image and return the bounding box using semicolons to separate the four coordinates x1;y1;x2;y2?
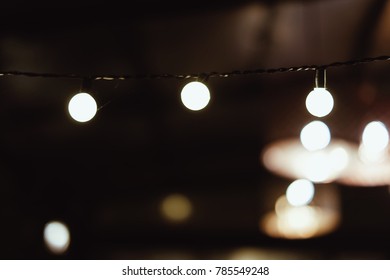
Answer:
261;195;340;239
261;184;340;239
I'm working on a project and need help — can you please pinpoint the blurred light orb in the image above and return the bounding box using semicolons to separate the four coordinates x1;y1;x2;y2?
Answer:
303;151;335;182
305;88;334;117
286;179;315;207
261;190;340;239
330;147;349;172
68;92;97;122
300;121;331;151
282;206;318;233
362;121;389;152
161;194;192;222
180;81;210;111
359;121;389;163
44;221;70;254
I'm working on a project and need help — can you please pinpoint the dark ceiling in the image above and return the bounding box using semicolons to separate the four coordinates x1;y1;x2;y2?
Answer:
1;0;390;259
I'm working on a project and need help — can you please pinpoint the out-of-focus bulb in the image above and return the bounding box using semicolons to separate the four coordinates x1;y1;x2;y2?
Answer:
305;88;334;117
362;121;389;152
359;121;389;163
286;179;315;207
300;121;331;151
180;81;210;111
68;92;97;122
160;194;193;222
44;221;70;254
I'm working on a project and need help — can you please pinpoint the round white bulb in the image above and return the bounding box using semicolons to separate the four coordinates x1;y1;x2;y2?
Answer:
362;121;389;152
305;88;334;117
300;121;331;151
286;179;315;207
68;92;97;122
43;221;70;254
180;81;210;111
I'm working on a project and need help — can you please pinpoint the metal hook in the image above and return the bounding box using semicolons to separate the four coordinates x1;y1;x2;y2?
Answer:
315;68;326;88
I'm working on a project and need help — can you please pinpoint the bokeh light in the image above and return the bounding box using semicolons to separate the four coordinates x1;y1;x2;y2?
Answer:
68;92;97;122
305;88;334;117
362;121;389;151
359;121;389;163
160;194;193;222
180;81;210;111
261;189;340;239
262;138;351;183
43;221;71;254
286;179;315;207
300;121;331;151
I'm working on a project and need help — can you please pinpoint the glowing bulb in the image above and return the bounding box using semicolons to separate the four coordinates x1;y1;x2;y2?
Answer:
305;88;334;117
300;121;331;151
286;179;315;206
180;81;210;111
43;221;70;254
362;121;389;152
68;92;97;122
160;194;192;222
359;121;389;163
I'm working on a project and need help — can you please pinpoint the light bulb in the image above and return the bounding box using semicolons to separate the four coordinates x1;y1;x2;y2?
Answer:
68;92;97;122
362;121;389;152
300;121;331;151
180;81;210;111
44;221;70;254
286;179;315;206
305;88;334;117
359;121;389;163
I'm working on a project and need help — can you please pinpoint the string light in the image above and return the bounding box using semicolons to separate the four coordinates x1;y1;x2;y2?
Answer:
68;93;97;122
67;79;97;122
306;89;334;117
1;55;389;80
305;69;334;118
180;81;210;111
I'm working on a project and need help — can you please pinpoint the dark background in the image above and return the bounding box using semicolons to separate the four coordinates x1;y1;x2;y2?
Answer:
0;0;390;259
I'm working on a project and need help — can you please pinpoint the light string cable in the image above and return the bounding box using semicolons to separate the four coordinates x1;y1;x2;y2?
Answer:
0;55;389;81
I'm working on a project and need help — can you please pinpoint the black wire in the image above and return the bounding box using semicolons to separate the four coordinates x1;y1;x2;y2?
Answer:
0;55;389;81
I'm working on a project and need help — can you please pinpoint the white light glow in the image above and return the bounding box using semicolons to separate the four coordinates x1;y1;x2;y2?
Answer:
44;221;70;254
330;147;349;172
362;121;389;150
261;190;341;240
180;81;210;111
286;179;315;207
305;88;334;117
68;92;97;122
359;121;389;164
300;121;331;151
280;206;318;235
160;194;192;222
303;151;335;182
262;139;352;183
